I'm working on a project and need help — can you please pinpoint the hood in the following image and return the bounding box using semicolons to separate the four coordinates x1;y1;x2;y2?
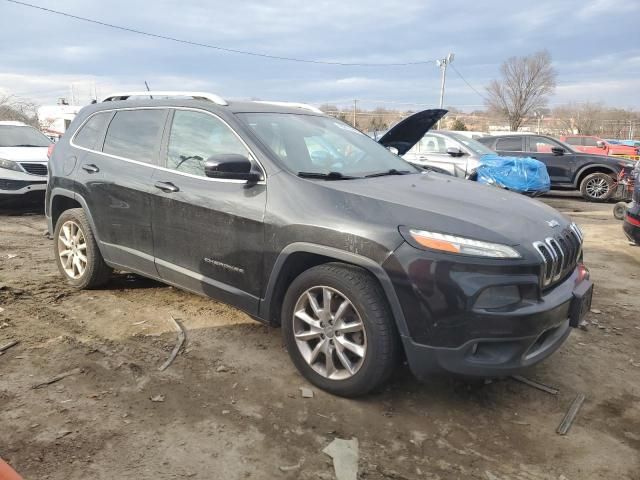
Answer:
573;151;634;168
377;109;447;155
0;147;49;162
319;172;569;249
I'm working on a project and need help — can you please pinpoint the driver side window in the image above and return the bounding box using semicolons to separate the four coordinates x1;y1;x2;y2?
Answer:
528;136;563;154
167;110;251;177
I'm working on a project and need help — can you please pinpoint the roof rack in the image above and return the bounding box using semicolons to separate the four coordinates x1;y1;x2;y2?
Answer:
101;91;228;106
253;101;323;114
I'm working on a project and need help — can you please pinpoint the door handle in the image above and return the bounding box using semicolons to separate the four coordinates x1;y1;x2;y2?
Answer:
81;164;99;173
154;181;180;193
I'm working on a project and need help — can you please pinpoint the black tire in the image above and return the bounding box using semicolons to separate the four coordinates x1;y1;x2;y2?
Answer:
53;208;111;289
281;263;399;397
613;202;628;221
579;172;614;202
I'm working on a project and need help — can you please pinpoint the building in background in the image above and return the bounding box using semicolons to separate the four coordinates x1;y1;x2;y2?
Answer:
38;99;83;141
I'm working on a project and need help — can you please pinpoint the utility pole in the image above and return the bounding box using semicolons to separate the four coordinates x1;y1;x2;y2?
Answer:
535;111;544;134
352;99;357;128
436;53;454;130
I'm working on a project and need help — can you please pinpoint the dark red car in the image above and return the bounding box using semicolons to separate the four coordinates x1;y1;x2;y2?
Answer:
561;135;639;157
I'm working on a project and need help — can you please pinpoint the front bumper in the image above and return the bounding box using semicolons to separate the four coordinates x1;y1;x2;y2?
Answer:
384;242;591;378
0;168;47;197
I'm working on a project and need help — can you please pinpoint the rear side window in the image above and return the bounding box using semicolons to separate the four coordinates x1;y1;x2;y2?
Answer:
583;137;598;147
103;109;167;163
496;137;523;151
73;112;112;150
564;137;582;146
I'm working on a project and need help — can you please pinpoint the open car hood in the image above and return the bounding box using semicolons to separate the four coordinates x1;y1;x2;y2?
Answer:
377;109;447;155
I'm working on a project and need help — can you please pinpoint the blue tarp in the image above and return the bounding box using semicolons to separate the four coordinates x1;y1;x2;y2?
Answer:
475;154;550;195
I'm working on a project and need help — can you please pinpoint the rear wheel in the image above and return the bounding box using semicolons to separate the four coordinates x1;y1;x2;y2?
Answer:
613;201;628;220
580;172;614;202
53;208;111;289
282;263;399;397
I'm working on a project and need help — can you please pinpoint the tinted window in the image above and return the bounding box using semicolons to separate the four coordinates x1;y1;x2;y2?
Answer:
583;137;598;147
528;136;564;153
73;112;111;150
103;109;167;163
496;137;523;151
166;110;252;177
564;136;582;146
0;125;51;147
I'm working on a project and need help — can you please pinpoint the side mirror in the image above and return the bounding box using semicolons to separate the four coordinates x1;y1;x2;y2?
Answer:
596;140;606;149
551;147;565;156
446;147;465;157
204;154;261;182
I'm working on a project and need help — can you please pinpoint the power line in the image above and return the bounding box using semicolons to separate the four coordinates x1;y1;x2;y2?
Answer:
4;0;435;67
450;64;488;101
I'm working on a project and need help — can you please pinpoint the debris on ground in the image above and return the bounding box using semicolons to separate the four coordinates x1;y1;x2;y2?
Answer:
216;365;229;373
55;430;73;440
6;254;18;259
323;437;359;480
0;340;19;355
300;387;314;398
557;393;586;435
590;309;602;314
158;315;186;371
511;375;559;395
131;320;147;326
31;367;83;389
278;458;304;472
150;394;165;403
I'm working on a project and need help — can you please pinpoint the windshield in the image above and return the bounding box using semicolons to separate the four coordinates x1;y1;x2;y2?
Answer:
0;126;51;147
446;132;495;156
238;113;418;177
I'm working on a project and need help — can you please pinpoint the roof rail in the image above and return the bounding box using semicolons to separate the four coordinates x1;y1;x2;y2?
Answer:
101;91;228;106
253;101;323;114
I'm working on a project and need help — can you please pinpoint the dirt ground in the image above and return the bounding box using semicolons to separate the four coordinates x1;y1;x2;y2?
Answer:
0;192;639;480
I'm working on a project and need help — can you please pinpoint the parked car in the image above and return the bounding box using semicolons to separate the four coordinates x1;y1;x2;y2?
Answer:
0;121;52;200
478;134;636;201
372;110;549;195
623;162;640;244
560;135;639;157
46;91;593;397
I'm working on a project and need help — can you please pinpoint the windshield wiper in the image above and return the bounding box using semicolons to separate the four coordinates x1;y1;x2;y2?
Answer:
12;144;46;147
364;169;413;178
297;171;359;180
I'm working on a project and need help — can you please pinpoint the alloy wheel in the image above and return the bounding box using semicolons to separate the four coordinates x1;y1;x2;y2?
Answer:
585;177;610;199
57;220;88;279
292;286;367;380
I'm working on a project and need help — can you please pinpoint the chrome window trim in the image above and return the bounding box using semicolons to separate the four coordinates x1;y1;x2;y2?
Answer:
70;106;266;185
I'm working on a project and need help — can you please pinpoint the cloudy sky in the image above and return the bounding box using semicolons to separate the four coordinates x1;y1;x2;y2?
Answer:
1;0;639;110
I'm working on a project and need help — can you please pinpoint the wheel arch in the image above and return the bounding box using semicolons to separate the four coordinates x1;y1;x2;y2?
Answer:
259;243;410;338
48;188;102;247
573;164;617;188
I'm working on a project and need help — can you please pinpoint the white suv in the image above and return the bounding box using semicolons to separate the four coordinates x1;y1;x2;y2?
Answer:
0;121;52;199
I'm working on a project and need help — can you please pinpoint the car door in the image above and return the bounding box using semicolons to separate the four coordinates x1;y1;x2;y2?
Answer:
150;108;267;314
72;108;168;276
525;135;575;185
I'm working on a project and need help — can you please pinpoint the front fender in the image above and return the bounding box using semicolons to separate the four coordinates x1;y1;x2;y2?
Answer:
258;242;410;337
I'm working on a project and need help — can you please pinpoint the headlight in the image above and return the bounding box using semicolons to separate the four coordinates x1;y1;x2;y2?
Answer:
403;228;521;259
0;158;22;172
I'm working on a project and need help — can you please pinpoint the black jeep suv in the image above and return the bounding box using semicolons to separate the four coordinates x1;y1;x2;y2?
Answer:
478;134;636;202
46;92;593;397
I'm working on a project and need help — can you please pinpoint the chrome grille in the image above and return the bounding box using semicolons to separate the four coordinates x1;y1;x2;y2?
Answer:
533;223;583;288
20;163;48;176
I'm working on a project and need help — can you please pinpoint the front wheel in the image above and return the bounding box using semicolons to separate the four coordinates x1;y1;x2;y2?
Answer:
281;263;399;397
580;172;614;202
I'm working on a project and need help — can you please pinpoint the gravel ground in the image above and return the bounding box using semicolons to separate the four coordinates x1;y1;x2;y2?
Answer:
0;192;639;480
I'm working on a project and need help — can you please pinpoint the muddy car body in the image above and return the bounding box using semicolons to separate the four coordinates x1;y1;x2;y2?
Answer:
46;92;593;396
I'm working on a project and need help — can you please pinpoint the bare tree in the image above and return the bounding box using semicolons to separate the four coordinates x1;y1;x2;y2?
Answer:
553;102;605;135
486;50;557;131
0;94;40;128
